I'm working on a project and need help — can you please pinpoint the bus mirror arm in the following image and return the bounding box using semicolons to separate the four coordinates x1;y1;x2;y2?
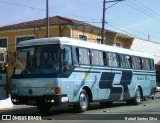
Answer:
62;65;70;74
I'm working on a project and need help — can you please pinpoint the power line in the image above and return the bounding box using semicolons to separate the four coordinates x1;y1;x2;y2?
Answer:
0;0;160;42
108;22;148;36
1;0;160;24
134;0;160;18
126;0;160;22
107;22;160;41
0;0;45;11
106;22;143;39
0;0;101;24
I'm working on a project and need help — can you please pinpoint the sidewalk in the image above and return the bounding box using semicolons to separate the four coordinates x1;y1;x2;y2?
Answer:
0;96;13;109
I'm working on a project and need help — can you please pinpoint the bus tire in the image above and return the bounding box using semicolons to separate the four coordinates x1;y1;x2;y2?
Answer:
37;103;51;113
132;87;141;105
151;95;156;100
74;89;89;112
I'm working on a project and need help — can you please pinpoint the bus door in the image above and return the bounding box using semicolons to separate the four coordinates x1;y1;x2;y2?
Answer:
0;48;7;100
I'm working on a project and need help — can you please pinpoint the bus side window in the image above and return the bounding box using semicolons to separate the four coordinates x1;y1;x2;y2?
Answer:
63;46;72;65
146;58;151;70
91;50;104;66
106;52;119;67
142;58;150;70
150;59;155;70
136;57;142;69
76;48;90;65
125;55;132;68
132;56;142;69
119;54;125;68
119;54;132;69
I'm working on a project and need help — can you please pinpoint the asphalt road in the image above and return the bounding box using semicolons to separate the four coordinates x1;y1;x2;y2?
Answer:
0;92;160;123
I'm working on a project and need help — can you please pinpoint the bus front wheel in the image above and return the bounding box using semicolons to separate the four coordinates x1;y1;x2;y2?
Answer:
74;89;89;112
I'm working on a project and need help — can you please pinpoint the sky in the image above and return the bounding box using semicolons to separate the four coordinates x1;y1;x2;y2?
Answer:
0;0;160;42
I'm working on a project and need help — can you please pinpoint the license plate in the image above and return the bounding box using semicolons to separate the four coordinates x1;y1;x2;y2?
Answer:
28;100;36;104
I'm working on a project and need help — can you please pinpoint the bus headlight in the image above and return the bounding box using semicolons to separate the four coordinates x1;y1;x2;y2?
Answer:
12;88;18;94
45;88;55;94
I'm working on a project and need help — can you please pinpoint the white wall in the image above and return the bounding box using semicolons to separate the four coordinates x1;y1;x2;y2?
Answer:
131;38;160;64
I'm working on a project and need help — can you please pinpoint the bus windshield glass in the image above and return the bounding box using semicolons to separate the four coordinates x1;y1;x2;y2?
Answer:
14;45;60;75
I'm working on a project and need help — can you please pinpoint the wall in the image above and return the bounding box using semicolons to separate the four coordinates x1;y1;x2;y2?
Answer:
72;26;101;43
130;38;160;64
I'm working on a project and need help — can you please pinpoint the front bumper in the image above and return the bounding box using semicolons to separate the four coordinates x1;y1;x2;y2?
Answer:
11;94;69;106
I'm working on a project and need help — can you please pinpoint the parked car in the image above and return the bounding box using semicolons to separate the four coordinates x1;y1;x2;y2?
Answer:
156;83;160;92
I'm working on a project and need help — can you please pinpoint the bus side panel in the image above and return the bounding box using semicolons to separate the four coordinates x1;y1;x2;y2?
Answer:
129;71;156;98
98;70;133;101
60;68;100;102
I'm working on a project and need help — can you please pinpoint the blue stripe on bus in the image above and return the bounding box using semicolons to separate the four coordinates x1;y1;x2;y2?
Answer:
76;66;155;74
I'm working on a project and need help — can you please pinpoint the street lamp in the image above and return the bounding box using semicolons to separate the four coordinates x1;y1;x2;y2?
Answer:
101;0;125;44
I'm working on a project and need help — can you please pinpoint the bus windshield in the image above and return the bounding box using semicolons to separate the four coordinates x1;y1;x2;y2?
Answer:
14;45;60;75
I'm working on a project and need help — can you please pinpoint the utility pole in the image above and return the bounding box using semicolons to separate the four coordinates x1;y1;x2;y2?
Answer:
101;0;125;44
46;0;49;38
101;0;106;44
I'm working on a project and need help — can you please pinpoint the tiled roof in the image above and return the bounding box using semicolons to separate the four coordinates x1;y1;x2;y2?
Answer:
0;16;101;31
0;15;133;39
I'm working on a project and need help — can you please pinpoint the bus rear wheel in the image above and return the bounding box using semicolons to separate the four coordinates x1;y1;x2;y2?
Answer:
132;87;141;105
74;89;89;112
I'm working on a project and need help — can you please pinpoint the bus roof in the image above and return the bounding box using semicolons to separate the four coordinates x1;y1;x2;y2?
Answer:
17;37;153;59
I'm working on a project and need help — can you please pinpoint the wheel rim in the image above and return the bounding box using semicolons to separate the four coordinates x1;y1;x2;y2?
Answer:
136;89;141;102
80;93;87;109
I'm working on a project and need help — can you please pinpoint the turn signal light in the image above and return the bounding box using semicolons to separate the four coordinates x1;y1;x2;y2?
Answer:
55;87;61;94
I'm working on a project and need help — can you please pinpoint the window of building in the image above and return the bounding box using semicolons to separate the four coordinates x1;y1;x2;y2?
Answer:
16;36;35;44
106;52;119;67
115;42;122;48
79;34;87;41
0;38;7;48
96;38;102;44
76;48;90;65
91;50;104;66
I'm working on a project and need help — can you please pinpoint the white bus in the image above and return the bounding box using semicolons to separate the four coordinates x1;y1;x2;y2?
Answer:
11;37;156;112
